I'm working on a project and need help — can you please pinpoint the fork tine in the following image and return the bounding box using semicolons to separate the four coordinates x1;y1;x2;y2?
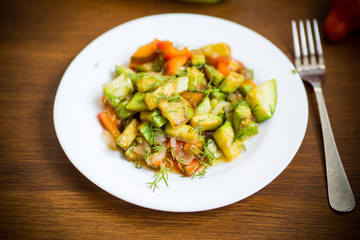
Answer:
313;19;325;67
291;20;301;68
299;20;309;66
306;19;317;65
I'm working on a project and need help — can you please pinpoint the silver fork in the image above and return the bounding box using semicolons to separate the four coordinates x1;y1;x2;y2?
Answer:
291;19;355;212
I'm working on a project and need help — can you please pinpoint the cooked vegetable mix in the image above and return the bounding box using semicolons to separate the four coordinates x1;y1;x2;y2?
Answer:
98;39;277;190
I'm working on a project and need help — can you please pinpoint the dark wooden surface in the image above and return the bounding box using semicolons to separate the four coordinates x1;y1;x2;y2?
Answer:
1;0;359;239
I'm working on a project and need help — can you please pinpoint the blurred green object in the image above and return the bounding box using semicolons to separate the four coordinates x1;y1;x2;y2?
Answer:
175;0;222;3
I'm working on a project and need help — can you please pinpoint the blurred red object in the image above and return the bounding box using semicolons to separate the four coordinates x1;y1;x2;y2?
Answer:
323;0;360;42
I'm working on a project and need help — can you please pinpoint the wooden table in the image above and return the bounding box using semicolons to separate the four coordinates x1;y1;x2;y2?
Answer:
1;0;359;239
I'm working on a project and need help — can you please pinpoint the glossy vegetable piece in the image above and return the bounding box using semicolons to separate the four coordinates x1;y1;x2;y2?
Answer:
115;101;136;120
204;139;221;165
115;65;137;85
213;121;244;161
183;141;203;156
116;119;138;150
130;39;159;65
210;98;225;115
103;74;133;108
195;96;211;114
164;123;199;143
183;160;201;177
187;67;207;90
140;110;168;128
125;143;139;161
98;111;121;139
137;121;154;145
210;90;227;101
323;0;360;42
219;71;245;93
190;51;206;66
181;91;204;108
102;96;121;128
190;113;223;131
232;105;258;138
239;79;256;96
136;73;168;93
204;65;224;86
201;43;232;64
144;77;188;110
133;62;154;72
246;79;277;122
164;56;188;75
159;97;193;127
216;57;244;76
126;93;148;112
157;40;192;60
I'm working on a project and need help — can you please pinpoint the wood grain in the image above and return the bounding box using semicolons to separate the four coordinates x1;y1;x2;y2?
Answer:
1;0;359;239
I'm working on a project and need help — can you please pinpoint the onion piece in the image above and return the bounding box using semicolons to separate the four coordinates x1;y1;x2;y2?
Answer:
101;130;117;150
155;134;166;144
212;101;230;116
146;150;166;168
133;139;149;155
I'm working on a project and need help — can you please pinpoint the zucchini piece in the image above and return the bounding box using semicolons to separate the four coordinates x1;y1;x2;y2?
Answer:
136;72;168;93
190;113;223;131
187;67;207;90
204;65;224;86
164;123;199;143
210;90;227;101
126;93;148;112
191;52;206;67
219;71;245;93
246;79;277;122
137;121;154;145
133;62;154;72
103;74;134;107
116;119;138;150
151;114;168;128
195;96;211;114
175;76;189;93
115;65;137;87
158;97;193;127
204;139;221;165
213;121;244;161
239;82;255;96
144;77;188;110
140;110;168;128
125;143;139;161
232;105;258;138
115;101;136;120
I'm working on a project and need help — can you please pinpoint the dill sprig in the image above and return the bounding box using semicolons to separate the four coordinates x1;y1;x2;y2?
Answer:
147;159;172;192
153;143;167;153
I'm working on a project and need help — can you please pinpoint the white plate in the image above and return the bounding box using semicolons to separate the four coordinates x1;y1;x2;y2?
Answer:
53;13;308;212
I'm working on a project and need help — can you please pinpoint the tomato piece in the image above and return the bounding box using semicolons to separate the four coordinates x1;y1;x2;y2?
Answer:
157;41;192;60
215;57;244;76
183;142;202;157
130;39;159;65
164;55;188;75
184;160;201;177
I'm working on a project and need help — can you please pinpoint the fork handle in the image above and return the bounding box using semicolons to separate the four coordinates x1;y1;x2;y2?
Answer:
313;85;355;212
